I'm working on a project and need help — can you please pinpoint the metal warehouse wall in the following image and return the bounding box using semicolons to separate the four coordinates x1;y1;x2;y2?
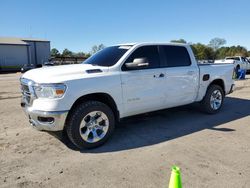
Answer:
24;41;50;66
35;42;50;65
0;45;29;70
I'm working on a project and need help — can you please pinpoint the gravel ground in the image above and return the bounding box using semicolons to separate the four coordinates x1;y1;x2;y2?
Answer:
0;73;249;188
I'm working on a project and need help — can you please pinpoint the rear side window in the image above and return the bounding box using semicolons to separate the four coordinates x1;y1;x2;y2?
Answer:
122;46;160;70
162;46;191;67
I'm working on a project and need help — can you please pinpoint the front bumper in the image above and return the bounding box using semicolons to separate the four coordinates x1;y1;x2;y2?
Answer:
21;103;68;131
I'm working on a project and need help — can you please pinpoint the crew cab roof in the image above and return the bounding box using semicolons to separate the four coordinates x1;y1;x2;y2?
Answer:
117;42;189;47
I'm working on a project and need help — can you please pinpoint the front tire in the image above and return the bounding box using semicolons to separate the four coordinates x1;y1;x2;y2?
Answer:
66;101;115;149
200;85;224;114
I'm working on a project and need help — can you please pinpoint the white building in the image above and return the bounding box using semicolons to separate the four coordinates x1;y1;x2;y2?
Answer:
0;37;50;71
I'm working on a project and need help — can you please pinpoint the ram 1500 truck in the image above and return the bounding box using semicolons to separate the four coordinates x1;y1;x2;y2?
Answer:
215;56;250;72
20;43;235;149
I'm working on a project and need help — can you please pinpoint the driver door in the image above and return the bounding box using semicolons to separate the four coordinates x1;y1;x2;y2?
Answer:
120;46;167;117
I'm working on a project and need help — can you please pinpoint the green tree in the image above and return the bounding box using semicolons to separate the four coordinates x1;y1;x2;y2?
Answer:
216;47;229;59
191;43;214;60
217;45;248;59
91;44;105;54
51;48;60;57
85;53;91;58
75;52;86;57
209;38;226;51
62;48;73;57
170;39;187;44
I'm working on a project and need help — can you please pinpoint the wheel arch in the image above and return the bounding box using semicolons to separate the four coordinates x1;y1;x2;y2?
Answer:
67;92;120;123
208;79;225;95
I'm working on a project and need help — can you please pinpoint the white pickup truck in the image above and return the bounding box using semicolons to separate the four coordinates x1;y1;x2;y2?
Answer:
20;43;235;149
215;56;250;72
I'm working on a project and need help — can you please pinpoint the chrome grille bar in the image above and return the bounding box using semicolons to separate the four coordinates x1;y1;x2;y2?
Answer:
20;78;36;105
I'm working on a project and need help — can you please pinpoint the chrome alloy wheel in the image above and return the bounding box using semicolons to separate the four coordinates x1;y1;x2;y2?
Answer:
79;111;109;143
210;90;222;110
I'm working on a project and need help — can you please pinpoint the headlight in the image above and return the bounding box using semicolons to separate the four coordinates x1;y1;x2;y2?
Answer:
33;84;66;99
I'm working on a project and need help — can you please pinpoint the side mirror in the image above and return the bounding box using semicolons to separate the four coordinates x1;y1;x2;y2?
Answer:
125;58;149;70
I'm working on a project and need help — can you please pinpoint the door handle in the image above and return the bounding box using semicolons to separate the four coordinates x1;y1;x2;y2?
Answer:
187;71;195;75
159;73;165;77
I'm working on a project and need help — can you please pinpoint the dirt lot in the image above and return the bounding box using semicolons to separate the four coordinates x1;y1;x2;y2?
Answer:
0;73;250;188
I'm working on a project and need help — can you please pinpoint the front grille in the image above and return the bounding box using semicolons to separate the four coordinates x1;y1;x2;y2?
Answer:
20;78;35;105
21;83;31;104
21;84;29;93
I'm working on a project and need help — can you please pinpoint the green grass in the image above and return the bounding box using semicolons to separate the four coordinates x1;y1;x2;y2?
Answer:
0;65;21;69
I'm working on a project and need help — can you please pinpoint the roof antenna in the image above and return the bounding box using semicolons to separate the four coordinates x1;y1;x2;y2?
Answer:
29;26;32;38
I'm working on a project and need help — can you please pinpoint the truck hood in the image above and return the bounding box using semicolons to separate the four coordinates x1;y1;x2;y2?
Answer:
22;64;109;83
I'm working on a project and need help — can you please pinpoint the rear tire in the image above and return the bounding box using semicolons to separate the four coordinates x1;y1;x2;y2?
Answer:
66;101;115;149
200;85;224;114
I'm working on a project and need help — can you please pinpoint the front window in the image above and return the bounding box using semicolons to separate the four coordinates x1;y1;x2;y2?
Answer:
83;45;132;67
122;46;161;71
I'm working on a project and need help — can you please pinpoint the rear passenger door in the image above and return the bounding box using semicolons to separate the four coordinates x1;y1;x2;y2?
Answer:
159;45;199;108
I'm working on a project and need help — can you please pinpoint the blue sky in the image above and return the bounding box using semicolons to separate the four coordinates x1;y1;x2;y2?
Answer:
1;0;250;53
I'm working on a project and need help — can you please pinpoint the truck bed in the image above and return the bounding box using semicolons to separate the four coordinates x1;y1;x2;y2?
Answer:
196;63;234;101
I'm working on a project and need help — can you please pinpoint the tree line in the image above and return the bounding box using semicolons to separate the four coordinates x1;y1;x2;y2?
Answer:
50;44;105;58
51;38;250;60
171;38;250;60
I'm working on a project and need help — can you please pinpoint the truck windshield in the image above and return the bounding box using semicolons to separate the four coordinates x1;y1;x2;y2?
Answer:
83;45;131;67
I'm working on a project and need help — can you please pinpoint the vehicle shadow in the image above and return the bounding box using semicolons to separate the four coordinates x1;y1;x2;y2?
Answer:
50;96;250;153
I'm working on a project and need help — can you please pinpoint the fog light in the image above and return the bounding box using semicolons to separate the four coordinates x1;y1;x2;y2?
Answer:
37;117;54;124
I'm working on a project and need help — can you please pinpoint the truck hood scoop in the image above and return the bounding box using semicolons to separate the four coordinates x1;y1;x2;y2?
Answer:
86;69;103;73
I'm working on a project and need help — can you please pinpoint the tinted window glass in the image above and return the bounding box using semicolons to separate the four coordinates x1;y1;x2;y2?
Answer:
226;57;240;61
242;57;248;62
162;46;191;67
83;46;131;67
123;46;160;70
